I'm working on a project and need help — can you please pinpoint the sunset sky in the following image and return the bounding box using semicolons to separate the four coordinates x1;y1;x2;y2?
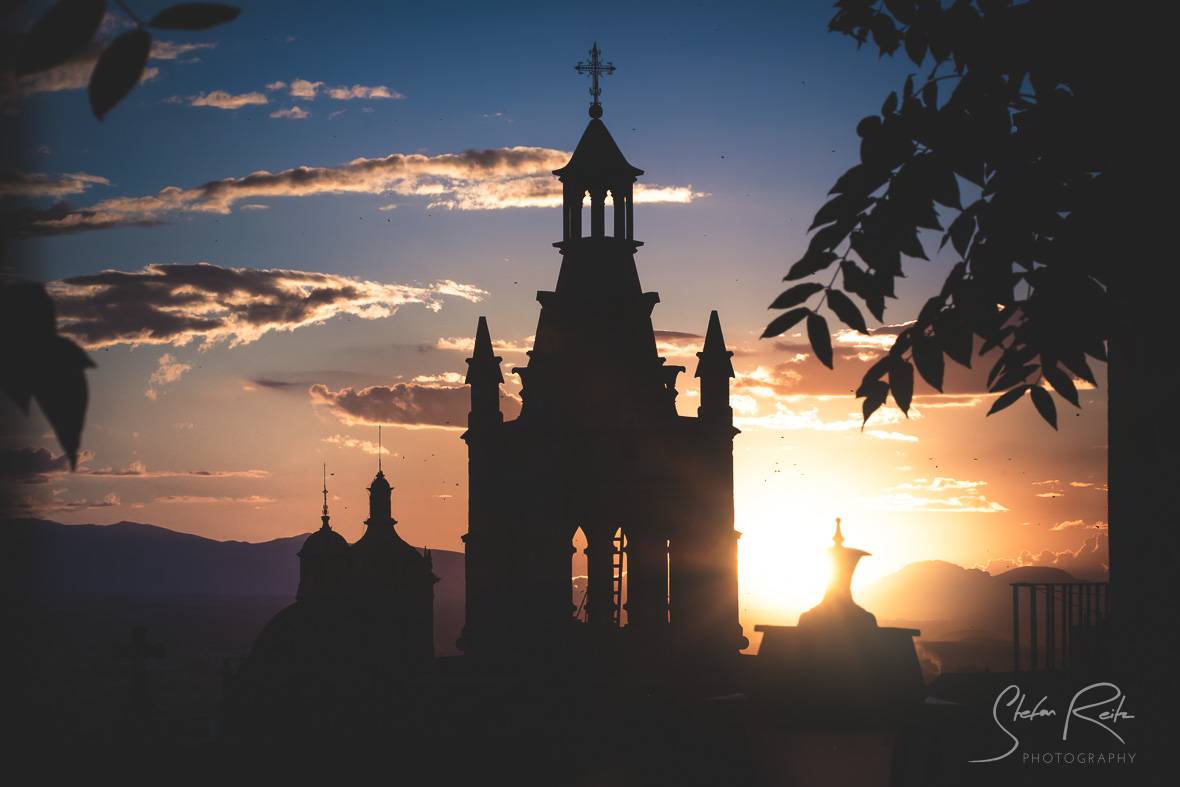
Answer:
2;0;1107;621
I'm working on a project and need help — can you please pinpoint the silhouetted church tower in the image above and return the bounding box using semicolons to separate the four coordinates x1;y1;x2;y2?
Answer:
460;45;746;664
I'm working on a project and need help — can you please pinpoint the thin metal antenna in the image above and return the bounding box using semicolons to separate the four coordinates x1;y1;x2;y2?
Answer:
378;425;382;472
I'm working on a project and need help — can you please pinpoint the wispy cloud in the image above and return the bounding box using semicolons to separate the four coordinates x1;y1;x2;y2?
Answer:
83;460;269;479
871;477;1008;513
435;334;534;355
15;147;705;235
270;105;309;120
327;84;403;100
50;262;486;349
189;90;268;109
310;382;522;429
153;495;276;505
0;172;110;199
145;353;191;399
322;434;392;455
150;41;217;61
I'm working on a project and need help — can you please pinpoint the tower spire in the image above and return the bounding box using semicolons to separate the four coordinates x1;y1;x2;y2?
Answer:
833;517;844;547
320;462;330;529
575;42;615;118
378;425;382;472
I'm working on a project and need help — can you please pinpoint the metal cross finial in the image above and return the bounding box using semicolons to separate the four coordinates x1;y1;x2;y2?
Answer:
321;462;329;519
575;42;615;118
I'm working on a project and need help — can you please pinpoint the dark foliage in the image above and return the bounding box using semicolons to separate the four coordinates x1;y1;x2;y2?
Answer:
765;0;1109;429
8;0;239;120
0;280;94;469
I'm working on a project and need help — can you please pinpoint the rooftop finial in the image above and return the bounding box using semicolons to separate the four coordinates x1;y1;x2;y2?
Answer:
575;42;615;118
833;517;844;547
320;462;330;529
378;425;382;473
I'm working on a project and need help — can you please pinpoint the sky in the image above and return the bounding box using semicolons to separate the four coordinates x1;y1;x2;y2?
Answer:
1;0;1108;622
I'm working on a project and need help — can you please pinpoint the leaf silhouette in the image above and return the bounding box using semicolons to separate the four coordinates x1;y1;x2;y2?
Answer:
1030;385;1058;430
1042;363;1080;407
15;0;106;76
149;3;241;30
785;250;838;281
769;283;823;310
806;312;833;369
1;281;95;469
987;384;1029;417
912;336;945;391
761;308;809;339
88;29;152;120
889;359;914;415
826;288;868;333
860;379;890;426
33;335;95;469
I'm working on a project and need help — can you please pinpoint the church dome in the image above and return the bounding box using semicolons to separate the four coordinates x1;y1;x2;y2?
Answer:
298;525;349;558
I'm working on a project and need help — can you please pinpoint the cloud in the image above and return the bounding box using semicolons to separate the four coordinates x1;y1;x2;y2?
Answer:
1032;479;1060;486
153;495;276;505
322;434;392;455
435;334;534;355
652;330;703;357
871;477;1008;513
1050;519;1107;532
150;41;216;61
1035;491;1063;498
5;30;184;99
190;90;269;109
145;353;191;399
310;382;522;429
326;84;403;100
265;81;287;91
288;79;323;98
49;262;485;349
270;105;309;119
16;147;705;234
1069;481;1095;488
0;447;72;480
984;531;1109;578
83;460;268;479
40;492;122;513
240;203;270;210
0;172;110;199
735;401;920;442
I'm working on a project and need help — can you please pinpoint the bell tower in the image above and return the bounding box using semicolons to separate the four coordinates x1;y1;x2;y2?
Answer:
554;43;642;245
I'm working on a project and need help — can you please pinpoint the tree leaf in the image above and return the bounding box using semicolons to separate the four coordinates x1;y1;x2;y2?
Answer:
826;288;869;333
860;379;890;425
88;29;152;119
15;0;106;76
904;25;927;66
946;208;975;256
149;3;241;30
807;312;834;369
762;308;810;339
1042;363;1080;407
889;359;914;415
987;384;1029;416
32;335;95;469
1029;385;1058;429
785;250;838;281
769;283;824;310
912;335;945;391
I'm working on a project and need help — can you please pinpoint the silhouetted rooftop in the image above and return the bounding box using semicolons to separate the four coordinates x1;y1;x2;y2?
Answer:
553;118;643;182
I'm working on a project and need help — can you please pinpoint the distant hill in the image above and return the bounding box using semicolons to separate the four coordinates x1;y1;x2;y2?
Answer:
859;559;1080;639
1;518;466;655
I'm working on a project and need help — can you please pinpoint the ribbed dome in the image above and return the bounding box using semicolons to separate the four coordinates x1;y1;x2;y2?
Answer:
298;526;349;558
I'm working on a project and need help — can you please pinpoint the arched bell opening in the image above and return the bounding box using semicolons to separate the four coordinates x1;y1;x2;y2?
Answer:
571;526;589;622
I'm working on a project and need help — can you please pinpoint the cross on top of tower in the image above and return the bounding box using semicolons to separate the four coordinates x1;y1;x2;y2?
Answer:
575;42;615;118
